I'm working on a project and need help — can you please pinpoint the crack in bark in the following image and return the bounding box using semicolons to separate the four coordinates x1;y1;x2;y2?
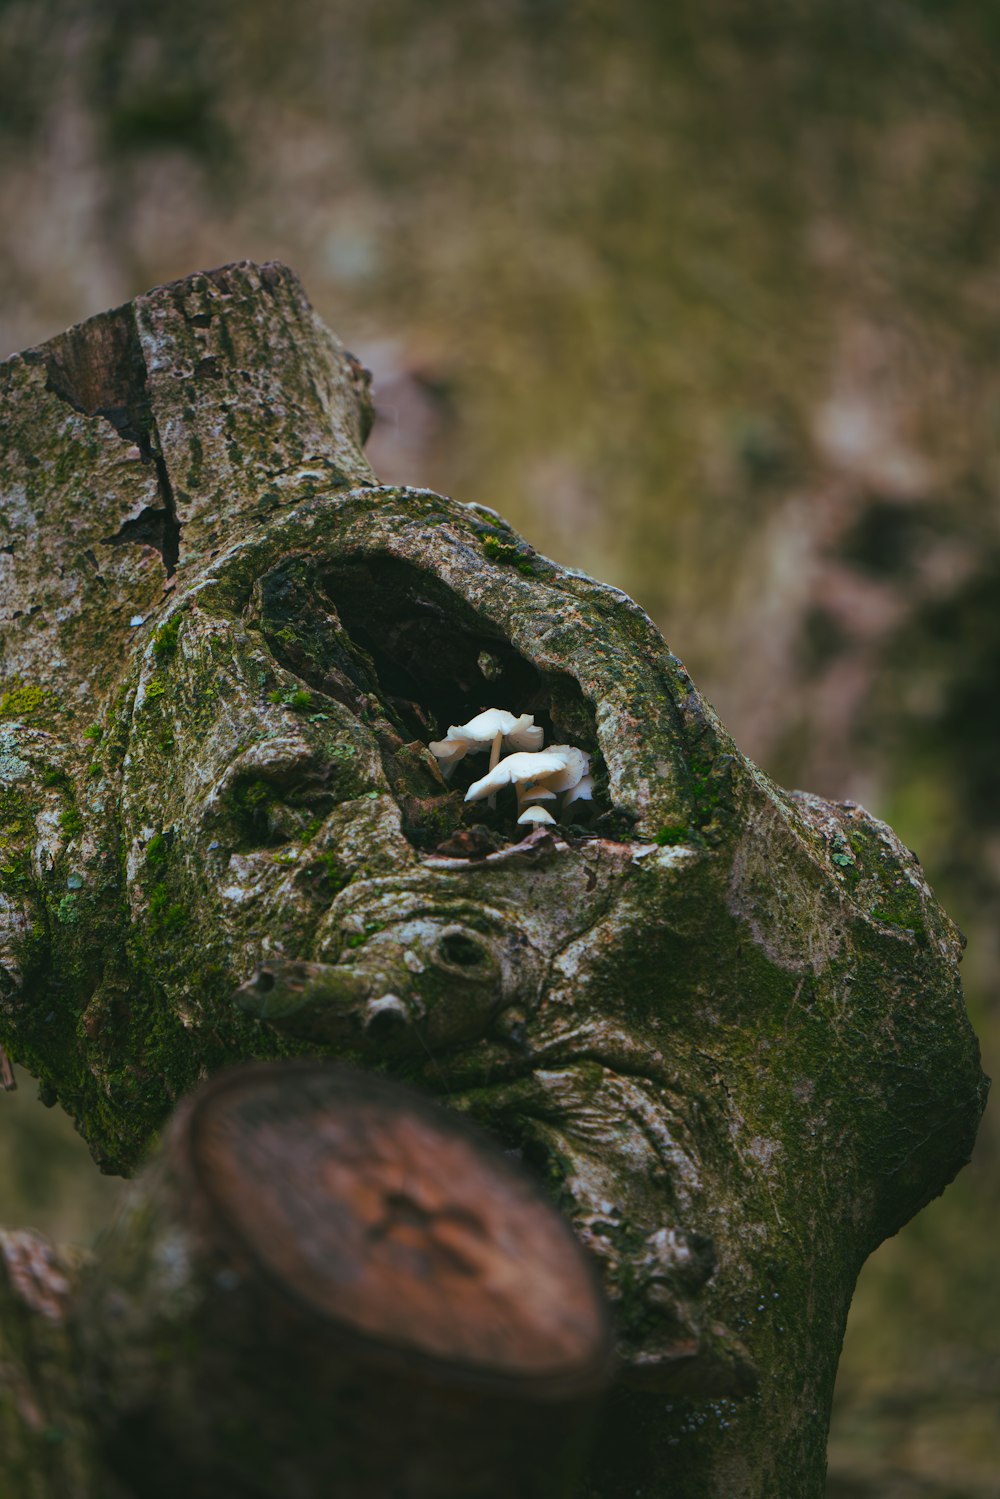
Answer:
150;449;181;577
100;452;181;576
101;504;172;567
42;305;182;577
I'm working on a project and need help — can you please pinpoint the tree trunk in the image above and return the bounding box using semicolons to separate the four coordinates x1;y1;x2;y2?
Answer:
0;261;987;1496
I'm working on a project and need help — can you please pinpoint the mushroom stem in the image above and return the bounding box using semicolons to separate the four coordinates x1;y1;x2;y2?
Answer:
488;729;503;810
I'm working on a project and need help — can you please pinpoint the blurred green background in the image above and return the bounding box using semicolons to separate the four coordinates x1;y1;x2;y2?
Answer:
0;1;997;1491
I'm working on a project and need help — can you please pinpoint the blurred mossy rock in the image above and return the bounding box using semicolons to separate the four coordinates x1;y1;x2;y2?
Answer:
0;262;987;1499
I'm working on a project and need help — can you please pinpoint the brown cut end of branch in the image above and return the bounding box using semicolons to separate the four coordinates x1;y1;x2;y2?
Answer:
174;1060;613;1398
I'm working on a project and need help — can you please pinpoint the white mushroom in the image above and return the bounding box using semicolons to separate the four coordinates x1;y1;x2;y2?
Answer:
515;784;557;811
428;709;543;782
562;772;594;815
524;746;589;794
517;804;557;827
505;719;545;753
465;747;568;801
465;745;591;804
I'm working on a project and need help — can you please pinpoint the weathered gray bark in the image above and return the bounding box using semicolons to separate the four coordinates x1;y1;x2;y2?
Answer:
0;261;987;1497
1;1059;610;1498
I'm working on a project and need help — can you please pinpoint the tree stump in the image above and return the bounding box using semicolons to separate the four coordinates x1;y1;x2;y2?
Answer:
0;261;987;1497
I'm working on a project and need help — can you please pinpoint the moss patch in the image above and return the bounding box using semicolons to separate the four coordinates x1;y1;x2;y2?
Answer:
481;534;538;575
58;807;83;838
0;683;49;717
655;824;690;846
152;614;184;662
268;687;314;711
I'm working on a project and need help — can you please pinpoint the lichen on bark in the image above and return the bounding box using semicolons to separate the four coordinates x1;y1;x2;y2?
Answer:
0;262;987;1498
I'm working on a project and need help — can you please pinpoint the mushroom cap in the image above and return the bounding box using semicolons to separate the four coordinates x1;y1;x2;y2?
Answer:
452;708;535;745
517;804;557;826
525;746;590;794
428;737;469;764
466;747;575;802
429;710;542;770
562;773;594;807
506;721;544;752
466;744;590;803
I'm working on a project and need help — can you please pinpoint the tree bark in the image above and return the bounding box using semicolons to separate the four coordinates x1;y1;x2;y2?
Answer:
0;261;988;1496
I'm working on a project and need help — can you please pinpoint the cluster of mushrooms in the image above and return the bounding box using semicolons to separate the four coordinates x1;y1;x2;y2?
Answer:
428;709;593;829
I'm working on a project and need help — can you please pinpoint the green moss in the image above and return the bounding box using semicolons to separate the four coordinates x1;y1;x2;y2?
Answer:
0;852;31;895
870;901;927;942
655;824;690;846
146;676;167;701
481;535;537;575
152;614;183;662
148;884;169;918
0;683;47;716
301;849;350;897
244;780;273;808
145;833;169;869
268;687;314;711
58;807;83;837
82;723;103;743
55;893;78;925
871;905;908;926
681;741;734;835
841;820;929;940
148;882;186;933
345;920;386;950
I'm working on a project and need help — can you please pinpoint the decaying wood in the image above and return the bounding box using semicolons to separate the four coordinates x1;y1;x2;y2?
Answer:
0;262;987;1497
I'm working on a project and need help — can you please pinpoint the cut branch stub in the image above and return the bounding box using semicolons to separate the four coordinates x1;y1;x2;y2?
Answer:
77;1061;613;1499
